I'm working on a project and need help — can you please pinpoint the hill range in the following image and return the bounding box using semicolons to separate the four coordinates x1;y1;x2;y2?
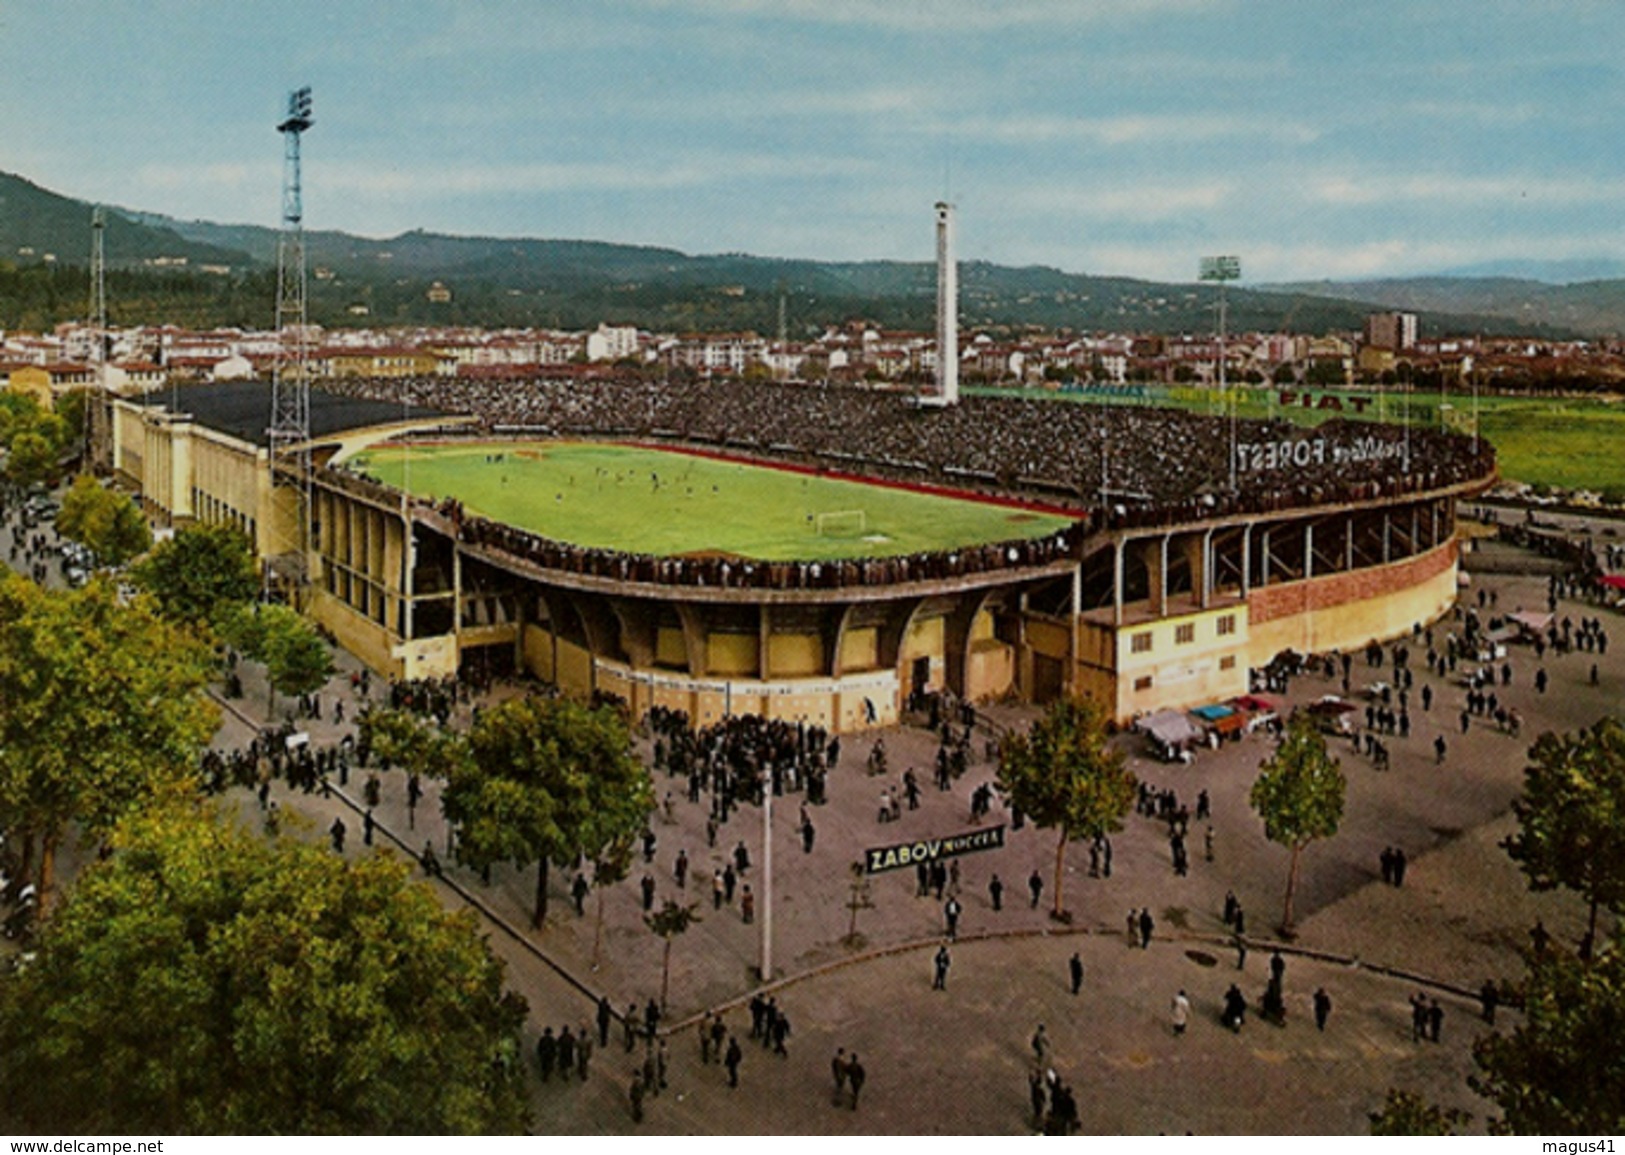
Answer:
2;168;1621;338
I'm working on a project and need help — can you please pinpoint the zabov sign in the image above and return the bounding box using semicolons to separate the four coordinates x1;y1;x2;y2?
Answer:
864;825;1006;875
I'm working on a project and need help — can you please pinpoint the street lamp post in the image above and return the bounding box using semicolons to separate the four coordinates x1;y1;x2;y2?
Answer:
1200;256;1243;489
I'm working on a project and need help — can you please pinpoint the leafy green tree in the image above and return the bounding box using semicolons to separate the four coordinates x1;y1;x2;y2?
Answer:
996;697;1137;920
1249;712;1346;935
0;573;216;900
53;387;89;452
0;391;45;445
5;427;58;487
0;807;532;1134
54;473;152;567
129;520;260;630
223;602;336;719
646;898;701;1012
1502;717;1625;950
1368;1089;1472;1135
1471;931;1625;1133
445;695;653;929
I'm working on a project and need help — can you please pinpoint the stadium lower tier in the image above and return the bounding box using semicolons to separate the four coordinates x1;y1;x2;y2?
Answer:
305;467;1472;730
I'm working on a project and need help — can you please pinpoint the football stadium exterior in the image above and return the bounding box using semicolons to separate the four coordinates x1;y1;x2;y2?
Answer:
110;378;1495;731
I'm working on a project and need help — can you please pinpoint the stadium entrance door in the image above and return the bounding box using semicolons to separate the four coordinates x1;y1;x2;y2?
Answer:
460;641;515;683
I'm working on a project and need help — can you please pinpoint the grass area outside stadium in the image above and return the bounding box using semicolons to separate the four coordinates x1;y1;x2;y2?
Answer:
347;440;1079;561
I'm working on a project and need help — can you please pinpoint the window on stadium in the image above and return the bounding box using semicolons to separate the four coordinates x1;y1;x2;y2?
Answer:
1131;631;1153;654
1175;623;1196;645
1217;614;1237;636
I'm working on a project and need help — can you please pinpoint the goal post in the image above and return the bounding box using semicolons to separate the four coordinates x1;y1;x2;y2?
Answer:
813;509;868;537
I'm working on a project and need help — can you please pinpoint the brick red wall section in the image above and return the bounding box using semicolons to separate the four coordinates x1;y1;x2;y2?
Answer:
1248;540;1458;626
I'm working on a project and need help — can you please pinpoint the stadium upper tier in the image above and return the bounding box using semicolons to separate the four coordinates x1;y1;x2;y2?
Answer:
317;376;1497;527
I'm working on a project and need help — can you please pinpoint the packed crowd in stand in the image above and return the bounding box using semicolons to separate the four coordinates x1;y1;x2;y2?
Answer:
314;375;1496;591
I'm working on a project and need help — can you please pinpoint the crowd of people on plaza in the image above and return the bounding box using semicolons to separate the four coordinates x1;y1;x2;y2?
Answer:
314;373;1496;590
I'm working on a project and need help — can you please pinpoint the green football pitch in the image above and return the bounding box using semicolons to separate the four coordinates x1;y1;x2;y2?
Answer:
348;441;1078;561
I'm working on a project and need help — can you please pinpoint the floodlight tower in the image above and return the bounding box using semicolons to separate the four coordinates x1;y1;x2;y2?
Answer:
931;201;959;406
85;206;109;469
270;86;314;581
1200;255;1242;489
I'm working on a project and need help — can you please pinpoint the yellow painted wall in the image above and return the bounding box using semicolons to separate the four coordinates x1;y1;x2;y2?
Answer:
556;638;594;694
522;622;555;681
1113;606;1250;719
840;626;878;671
901;615;945;659
656;626;688;668
768;633;824;677
707;632;759;676
308;590;402;679
965;639;1014;701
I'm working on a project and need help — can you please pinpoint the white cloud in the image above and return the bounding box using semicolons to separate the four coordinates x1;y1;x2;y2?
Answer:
1306;172;1625;208
944;112;1319;147
630;0;1224;32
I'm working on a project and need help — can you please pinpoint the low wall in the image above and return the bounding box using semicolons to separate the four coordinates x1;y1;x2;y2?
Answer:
1246;539;1459;662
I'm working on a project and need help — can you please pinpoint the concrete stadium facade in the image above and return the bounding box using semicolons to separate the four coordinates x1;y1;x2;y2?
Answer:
111;381;1493;732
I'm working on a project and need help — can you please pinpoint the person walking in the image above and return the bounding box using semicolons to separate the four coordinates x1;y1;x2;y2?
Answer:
597;996;612;1048
1028;870;1043;909
725;1035;743;1088
575;1027;593;1082
536;1026;557;1082
1138;907;1155;949
629;1071;646;1124
988;873;1004;911
1171;990;1191;1036
846;1053;866;1110
831;1047;847;1105
1069;951;1084;996
1313;987;1332;1031
572;872;590;916
945;896;962;940
932;944;951;990
741;884;755;924
1031;1023;1050;1066
329;816;346;854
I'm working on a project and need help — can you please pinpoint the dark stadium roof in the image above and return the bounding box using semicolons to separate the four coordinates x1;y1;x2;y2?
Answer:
126;380;456;446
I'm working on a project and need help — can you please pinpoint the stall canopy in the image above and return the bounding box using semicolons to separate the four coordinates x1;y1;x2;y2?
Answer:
1601;575;1625;591
1508;610;1555;635
1139;710;1206;750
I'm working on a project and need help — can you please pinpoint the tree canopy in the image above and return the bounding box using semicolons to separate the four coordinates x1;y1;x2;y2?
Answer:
0;807;532;1134
444;695;653;928
222;602;335;716
1368;1089;1473;1136
1249;712;1346;934
0;572;217;897
996;697;1136;919
129;520;259;630
1502;716;1625;949
54;473;152;567
1471;931;1625;1133
0;392;71;487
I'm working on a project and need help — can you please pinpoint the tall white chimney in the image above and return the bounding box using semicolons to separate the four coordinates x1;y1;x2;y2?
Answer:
934;201;959;406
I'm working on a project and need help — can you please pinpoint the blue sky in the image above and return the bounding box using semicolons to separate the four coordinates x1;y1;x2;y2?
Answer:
2;0;1622;283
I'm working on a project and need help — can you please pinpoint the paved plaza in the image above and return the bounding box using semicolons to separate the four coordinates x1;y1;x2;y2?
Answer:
12;500;1621;1134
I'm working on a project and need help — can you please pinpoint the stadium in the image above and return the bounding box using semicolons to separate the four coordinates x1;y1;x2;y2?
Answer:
108;374;1496;732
